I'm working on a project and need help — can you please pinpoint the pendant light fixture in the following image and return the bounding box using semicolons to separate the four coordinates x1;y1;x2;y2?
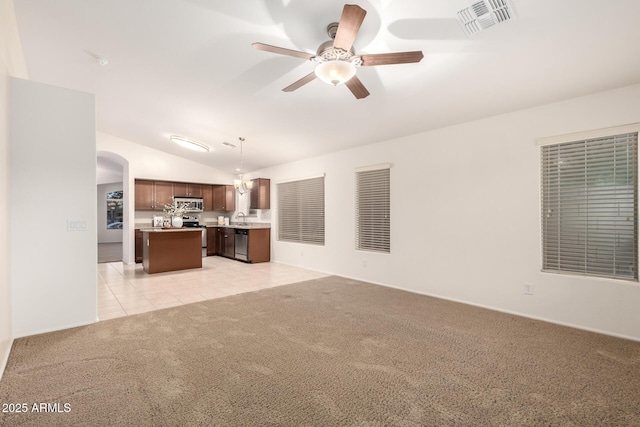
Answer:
233;137;253;195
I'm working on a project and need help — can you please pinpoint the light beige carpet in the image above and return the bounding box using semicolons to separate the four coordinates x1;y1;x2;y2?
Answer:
1;276;639;426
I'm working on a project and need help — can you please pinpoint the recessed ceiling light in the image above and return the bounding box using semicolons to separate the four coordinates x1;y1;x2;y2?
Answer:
221;141;236;148
170;135;210;152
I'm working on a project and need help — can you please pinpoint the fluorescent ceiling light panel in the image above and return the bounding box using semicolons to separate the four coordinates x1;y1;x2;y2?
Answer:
170;135;209;152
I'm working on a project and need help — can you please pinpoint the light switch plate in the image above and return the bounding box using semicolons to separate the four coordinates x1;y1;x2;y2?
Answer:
67;219;88;231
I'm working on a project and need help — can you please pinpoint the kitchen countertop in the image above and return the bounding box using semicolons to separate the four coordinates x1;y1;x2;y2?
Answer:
203;223;271;229
139;227;204;233
135;223;271;230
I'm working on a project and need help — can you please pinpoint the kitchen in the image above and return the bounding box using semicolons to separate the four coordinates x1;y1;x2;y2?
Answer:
134;178;272;274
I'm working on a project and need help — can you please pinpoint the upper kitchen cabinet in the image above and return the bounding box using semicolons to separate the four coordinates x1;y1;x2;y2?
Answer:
212;185;235;211
135;180;154;210
154;181;174;209
174;182;202;197
202;185;213;211
250;178;270;210
134;179;173;211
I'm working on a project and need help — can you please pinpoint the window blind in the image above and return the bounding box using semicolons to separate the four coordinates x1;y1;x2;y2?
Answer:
541;132;638;280
277;176;325;245
356;166;390;253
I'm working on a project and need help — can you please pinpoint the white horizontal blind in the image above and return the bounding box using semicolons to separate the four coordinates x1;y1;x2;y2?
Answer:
356;167;390;253
277;176;325;245
541;132;638;280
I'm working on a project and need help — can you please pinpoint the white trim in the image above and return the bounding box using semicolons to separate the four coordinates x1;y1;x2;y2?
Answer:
355;162;392;172
379;282;640;343
0;338;14;381
271;262;640;343
536;123;640;146
276;173;325;185
12;319;97;340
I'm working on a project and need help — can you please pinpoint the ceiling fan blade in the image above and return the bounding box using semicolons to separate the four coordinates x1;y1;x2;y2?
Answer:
333;5;367;52
252;42;314;60
360;51;424;66
345;76;370;99
282;72;317;92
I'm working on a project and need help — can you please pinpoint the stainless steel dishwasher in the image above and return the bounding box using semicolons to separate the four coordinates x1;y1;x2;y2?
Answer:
235;229;248;261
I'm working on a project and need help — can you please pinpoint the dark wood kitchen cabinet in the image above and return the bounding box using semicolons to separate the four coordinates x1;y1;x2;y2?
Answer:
247;228;270;263
215;227;224;255
202;185;213;211
154;181;174;210
212;185;235;211
250;178;270;210
134;180;173;210
135;229;143;263
173;182;202;197
135;180;154;210
223;228;235;258
215;227;235;258
206;226;217;256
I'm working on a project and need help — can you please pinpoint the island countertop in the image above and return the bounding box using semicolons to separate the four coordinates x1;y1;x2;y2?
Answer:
138;227;204;233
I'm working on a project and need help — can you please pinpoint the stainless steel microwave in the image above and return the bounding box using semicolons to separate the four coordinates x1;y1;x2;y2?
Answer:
174;197;203;213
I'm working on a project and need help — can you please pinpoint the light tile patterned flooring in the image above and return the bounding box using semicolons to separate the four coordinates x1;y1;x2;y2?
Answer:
97;257;328;321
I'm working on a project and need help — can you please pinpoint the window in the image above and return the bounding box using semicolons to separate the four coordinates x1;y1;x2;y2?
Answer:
277;176;325;245
356;164;390;253
106;190;123;229
540;126;638;280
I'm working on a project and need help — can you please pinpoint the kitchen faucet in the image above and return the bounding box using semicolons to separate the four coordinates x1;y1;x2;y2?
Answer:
237;212;246;225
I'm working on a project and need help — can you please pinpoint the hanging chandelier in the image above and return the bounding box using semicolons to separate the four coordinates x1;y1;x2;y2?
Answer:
233;137;253;195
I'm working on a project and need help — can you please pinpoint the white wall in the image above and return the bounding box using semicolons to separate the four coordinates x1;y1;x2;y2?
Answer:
0;0;28;379
254;84;640;341
98;182;123;243
97;132;236;263
10;77;97;338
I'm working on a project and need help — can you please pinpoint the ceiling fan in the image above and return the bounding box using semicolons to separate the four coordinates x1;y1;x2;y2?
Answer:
252;4;424;99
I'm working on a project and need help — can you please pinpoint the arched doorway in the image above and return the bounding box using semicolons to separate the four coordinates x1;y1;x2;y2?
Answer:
97;152;131;263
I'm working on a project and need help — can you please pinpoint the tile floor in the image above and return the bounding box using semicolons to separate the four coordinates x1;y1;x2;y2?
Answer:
97;257;328;321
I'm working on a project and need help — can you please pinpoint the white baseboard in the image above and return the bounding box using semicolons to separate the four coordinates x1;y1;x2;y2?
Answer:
0;338;14;382
12;318;97;340
375;282;640;343
270;261;640;343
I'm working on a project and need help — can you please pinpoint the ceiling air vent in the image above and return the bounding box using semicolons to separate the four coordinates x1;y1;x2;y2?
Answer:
457;0;514;36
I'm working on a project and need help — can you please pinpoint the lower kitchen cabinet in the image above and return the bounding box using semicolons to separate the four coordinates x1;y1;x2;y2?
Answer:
206;226;216;256
247;229;270;263
213;227;235;259
135;229;143;263
208;227;270;263
222;228;235;258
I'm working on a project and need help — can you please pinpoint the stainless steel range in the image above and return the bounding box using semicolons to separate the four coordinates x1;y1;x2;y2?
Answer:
182;215;207;257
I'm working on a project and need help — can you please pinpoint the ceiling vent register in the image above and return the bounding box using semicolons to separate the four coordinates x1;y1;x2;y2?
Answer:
457;0;514;36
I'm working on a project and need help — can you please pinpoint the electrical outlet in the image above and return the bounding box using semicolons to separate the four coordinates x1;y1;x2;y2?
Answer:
300;250;304;257
362;259;367;267
523;283;534;295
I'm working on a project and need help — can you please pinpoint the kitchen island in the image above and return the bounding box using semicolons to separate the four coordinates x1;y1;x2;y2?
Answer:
141;228;203;274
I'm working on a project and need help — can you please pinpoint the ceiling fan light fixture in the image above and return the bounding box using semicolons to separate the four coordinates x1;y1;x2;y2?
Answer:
314;60;356;86
170;135;209;152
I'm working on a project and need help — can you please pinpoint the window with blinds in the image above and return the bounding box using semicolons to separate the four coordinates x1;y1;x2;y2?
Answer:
356;165;390;253
541;130;638;280
277;176;325;245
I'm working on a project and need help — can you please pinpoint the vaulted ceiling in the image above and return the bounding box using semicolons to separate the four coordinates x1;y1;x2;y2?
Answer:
14;0;640;175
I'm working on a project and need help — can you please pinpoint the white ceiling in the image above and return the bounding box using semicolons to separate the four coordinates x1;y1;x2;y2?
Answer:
14;0;640;175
